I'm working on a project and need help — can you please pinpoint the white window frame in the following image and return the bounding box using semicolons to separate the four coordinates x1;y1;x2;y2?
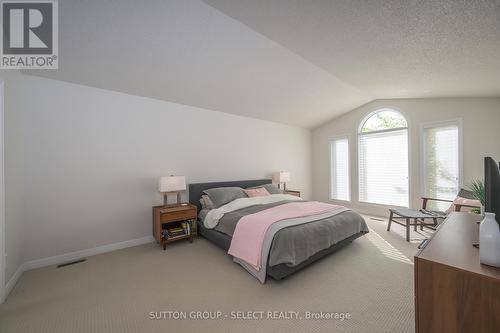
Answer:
329;135;351;202
420;118;463;198
358;108;410;207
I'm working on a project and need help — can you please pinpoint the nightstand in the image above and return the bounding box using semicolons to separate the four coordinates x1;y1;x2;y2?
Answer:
152;204;197;250
283;190;301;197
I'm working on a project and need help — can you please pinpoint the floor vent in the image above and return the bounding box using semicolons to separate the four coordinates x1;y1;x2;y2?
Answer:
57;259;86;268
370;217;385;222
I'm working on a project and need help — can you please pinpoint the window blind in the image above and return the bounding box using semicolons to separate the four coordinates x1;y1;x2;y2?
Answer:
330;138;350;201
423;124;460;211
359;129;409;207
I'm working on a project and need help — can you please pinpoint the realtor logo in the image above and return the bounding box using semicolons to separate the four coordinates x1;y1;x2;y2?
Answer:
1;0;58;69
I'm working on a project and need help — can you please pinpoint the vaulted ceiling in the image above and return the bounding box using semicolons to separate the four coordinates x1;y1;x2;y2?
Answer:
27;0;500;128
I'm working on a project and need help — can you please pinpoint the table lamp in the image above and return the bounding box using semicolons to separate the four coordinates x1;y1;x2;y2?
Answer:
159;175;186;206
273;171;291;191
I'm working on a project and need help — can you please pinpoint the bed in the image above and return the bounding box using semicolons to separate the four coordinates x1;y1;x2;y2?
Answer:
189;179;368;281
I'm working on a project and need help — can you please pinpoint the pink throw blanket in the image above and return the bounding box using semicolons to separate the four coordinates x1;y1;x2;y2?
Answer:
227;201;344;270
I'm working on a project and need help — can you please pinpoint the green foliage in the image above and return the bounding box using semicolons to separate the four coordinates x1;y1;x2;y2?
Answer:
362;111;407;132
466;179;485;207
376;113;407;129
470;207;481;214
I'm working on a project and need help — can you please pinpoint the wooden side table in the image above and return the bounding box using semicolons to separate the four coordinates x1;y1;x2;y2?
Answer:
283;190;301;197
152;204;197;250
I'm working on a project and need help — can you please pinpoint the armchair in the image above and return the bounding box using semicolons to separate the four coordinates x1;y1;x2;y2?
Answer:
388;189;481;241
421;189;480;213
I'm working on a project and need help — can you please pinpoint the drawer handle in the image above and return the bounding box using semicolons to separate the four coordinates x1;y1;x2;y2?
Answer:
418;239;429;249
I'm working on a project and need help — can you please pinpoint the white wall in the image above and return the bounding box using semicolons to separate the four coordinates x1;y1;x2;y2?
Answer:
3;74;25;288
312;98;500;217
0;81;4;300
2;73;311;274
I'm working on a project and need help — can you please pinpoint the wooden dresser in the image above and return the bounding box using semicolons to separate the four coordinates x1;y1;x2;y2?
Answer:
414;212;500;333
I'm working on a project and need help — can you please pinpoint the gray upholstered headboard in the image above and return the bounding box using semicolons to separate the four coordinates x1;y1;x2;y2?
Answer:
189;179;272;212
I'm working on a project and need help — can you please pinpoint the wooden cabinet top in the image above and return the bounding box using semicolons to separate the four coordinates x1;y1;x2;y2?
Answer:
416;212;500;281
153;203;197;214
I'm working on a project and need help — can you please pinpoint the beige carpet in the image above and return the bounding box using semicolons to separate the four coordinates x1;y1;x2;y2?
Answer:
363;215;434;261
1;219;418;333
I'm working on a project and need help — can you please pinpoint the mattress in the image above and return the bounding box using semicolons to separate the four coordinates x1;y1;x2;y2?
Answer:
197;220;366;280
189;180;368;281
209;201;368;268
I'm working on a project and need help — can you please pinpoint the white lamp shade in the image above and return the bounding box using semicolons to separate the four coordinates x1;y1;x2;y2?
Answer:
273;171;291;183
159;176;186;192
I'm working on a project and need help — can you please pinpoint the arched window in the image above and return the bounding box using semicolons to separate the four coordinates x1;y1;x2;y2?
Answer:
358;109;409;207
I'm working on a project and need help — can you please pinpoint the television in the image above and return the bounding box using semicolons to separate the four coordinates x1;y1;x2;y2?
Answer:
484;156;500;223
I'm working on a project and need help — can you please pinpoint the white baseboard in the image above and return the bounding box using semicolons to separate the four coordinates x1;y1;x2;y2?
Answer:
3;264;23;303
1;235;154;303
23;235;155;271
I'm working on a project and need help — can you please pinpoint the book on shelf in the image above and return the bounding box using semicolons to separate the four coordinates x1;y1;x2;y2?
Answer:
181;221;191;235
188;219;196;234
167;234;187;239
161;220;193;240
169;230;185;236
162;231;187;239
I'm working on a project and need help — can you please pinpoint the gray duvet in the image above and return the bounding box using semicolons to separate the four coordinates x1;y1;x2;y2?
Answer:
214;201;369;268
